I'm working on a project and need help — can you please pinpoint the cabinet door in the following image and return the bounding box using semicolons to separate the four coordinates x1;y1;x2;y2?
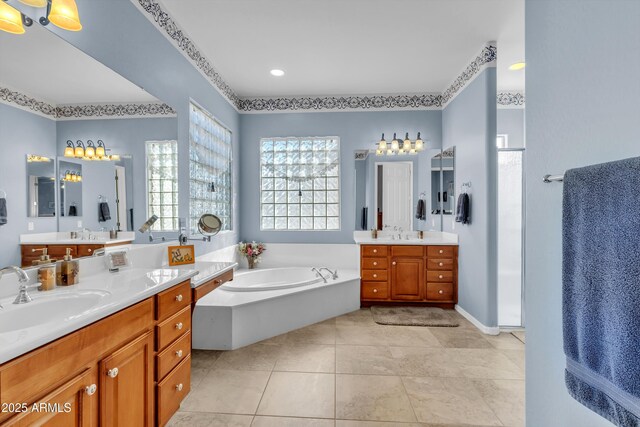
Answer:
390;257;424;300
3;367;98;427
100;331;154;427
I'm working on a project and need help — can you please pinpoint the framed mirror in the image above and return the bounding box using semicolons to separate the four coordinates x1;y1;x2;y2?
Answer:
26;155;56;218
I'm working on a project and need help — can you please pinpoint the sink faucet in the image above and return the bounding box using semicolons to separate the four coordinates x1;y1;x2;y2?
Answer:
318;267;338;280
311;268;328;283
0;266;32;307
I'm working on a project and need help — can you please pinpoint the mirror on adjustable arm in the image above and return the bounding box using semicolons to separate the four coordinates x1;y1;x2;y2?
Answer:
138;214;222;244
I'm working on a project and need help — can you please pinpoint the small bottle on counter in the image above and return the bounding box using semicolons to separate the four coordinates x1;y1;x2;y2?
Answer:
110;228;118;239
57;248;79;286
418;230;424;239
38;264;56;291
371;229;378;239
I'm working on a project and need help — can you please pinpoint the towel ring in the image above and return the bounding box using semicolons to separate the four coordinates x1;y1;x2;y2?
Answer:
0;190;6;198
99;195;107;203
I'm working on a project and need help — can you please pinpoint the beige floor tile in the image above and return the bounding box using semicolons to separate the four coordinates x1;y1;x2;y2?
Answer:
472;379;525;427
274;344;335;373
388;347;461;377
336;421;422;427
191;349;224;369
336;345;397;375
336;374;416;422
336;325;440;347
511;331;525;344
190;367;209;389
446;348;524;380
181;369;271;414
500;349;525;371
402;376;502;426
214;343;283;371
284;324;336;345
167;411;253;427
252;416;335;426
336;309;377;327
260;333;289;345
484;333;525;350
257;372;335;418
429;328;493;349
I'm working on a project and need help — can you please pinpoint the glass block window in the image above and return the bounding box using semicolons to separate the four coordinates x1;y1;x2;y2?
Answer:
189;102;232;234
260;137;340;231
145;140;179;231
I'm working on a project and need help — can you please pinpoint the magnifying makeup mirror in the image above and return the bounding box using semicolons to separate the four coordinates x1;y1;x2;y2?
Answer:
198;214;222;237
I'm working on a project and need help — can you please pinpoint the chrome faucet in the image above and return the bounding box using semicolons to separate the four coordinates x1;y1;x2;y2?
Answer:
318;267;338;280
311;268;328;283
92;248;106;257
0;266;32;306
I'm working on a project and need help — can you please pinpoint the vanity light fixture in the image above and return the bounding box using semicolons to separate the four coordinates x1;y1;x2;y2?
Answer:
27;154;51;162
74;140;85;158
378;134;387;151
95;140;106;158
390;133;400;151
374;132;426;156
84;140;96;159
65;171;72;181
270;69;285;77
0;0;82;35
403;133;412;151
64;140;74;157
415;132;424;151
509;62;526;71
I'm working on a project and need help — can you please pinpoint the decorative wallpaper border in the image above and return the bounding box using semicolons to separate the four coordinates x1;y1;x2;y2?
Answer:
497;91;525;108
136;0;241;110
441;43;498;107
238;94;442;113
0;87;176;120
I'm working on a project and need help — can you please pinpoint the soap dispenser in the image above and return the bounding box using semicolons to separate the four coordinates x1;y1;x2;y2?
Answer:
57;248;79;286
31;248;52;266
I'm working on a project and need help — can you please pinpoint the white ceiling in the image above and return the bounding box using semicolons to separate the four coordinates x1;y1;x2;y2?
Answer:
160;0;525;98
0;21;159;105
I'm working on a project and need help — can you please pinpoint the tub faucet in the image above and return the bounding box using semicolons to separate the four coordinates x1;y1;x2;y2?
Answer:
0;266;31;307
311;268;328;283
92;248;106;257
318;267;338;280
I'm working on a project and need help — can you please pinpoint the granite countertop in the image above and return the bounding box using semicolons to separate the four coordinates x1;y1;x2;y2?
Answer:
168;261;237;287
353;231;459;246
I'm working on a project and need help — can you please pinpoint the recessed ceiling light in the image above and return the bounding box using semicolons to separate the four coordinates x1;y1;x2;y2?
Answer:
270;69;285;77
509;62;526;71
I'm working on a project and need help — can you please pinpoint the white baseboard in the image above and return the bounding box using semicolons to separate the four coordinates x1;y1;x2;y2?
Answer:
455;305;500;335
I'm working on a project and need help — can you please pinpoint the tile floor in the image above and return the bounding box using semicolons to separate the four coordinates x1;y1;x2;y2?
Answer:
169;309;525;427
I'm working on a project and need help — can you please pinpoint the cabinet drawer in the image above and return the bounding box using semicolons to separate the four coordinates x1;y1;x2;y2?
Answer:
77;244;104;257
361;269;387;281
361;281;389;299
361;245;388;257
361;257;387;270
157;354;191;427
156;331;191;381
427;258;454;271
427;246;454;258
391;245;424;257
156;306;191;351
21;245;47;256
426;283;454;301
426;271;454;282
192;269;234;303
156;281;191;321
47;245;78;257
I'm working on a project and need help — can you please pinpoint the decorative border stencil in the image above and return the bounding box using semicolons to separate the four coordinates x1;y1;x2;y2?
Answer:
497;91;525;107
238;94;442;112
0;87;176;120
441;43;498;107
136;0;241;109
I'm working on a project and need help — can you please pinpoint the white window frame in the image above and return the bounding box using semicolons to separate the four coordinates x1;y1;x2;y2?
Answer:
259;136;341;232
189;101;233;235
145;140;179;232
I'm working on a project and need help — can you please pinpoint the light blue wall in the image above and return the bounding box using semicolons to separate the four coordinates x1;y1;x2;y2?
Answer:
239;110;442;243
442;68;498;327
0;104;57;266
45;0;241;254
56;117;177;241
497;109;525;148
526;1;640;426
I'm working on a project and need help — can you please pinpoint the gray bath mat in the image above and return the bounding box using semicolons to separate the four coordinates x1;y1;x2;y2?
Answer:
370;306;459;327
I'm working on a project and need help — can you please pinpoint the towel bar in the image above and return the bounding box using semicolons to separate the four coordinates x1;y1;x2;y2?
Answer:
543;174;564;183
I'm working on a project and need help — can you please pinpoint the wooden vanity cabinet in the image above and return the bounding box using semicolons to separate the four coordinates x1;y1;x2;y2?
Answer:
360;244;458;308
20;241;132;267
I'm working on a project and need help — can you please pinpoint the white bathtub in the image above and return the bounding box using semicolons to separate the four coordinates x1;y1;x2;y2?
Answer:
220;267;323;292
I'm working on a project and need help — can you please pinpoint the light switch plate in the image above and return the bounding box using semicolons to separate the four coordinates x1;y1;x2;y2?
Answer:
77;220;82;228
27;222;34;231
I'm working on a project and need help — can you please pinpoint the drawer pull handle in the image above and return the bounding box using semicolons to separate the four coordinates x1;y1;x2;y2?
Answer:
373;249;378;253
176;349;183;358
439;275;443;279
88;249;92;253
176;383;184;392
439;290;444;294
439;262;443;266
439;249;444;254
373;262;378;266
373;289;378;293
373;274;378;278
176;322;184;330
175;294;183;302
392;261;397;266
107;368;119;378
85;384;97;396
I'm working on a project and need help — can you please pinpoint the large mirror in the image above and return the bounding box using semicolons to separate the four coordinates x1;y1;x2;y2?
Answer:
26;155;56;218
0;15;177;267
354;147;444;232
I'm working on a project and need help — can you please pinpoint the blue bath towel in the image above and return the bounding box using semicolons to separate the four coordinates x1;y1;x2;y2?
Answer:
563;156;640;426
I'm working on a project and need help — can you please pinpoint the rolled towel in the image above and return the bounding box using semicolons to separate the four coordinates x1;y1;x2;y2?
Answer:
0;197;6;225
415;199;425;220
68;205;77;217
99;202;111;222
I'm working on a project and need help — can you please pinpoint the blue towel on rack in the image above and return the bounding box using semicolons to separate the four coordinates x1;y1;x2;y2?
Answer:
0;198;6;225
563;156;640;426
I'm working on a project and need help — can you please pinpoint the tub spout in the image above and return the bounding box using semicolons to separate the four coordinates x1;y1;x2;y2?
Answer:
318;267;338;280
311;267;328;283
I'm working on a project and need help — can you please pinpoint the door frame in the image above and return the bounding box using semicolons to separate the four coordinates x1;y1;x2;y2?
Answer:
374;161;413;231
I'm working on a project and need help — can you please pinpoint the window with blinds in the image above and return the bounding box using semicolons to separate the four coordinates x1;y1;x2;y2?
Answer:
189;102;232;234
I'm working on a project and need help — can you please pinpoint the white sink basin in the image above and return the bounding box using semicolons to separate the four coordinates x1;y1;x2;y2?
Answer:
0;290;111;333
